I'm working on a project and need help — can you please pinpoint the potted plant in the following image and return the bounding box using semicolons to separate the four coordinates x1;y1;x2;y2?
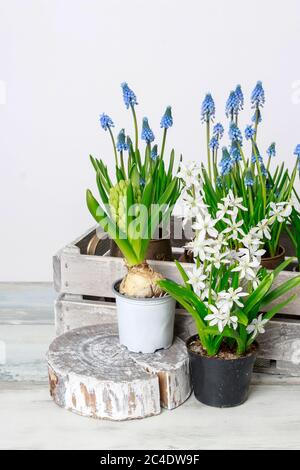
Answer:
86;84;181;353
181;81;297;268
89;82;180;261
158;188;300;407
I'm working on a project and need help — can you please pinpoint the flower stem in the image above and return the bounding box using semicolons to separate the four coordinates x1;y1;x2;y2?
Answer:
206;120;212;179
120;151;126;177
254;106;259;142
108;127;118;166
160;128;167;160
131;104;138;152
237;142;247;168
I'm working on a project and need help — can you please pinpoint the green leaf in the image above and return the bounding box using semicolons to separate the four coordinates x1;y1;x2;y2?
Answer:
243;273;274;315
263;294;297;321
261;275;300;307
174;259;192;290
96;171;109;205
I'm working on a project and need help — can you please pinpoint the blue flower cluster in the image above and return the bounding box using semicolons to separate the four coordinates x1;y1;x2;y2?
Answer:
229;123;243;144
151;145;158;161
251;151;263;164
267;142;276;158
141;117;155;143
116;129;128;152
251;81;265;108
209;136;219;151
213;122;224;139
235;84;244;110
219;147;233;176
244;171;254;187
294;144;300;158
201;93;215;122
225;90;239;118
121;82;138;109
245;125;255;140
261;163;268;177
99;113;114;131
230;143;242;162
160;106;173;129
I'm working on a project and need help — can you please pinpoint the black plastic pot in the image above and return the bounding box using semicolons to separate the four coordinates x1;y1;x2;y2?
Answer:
187;335;258;408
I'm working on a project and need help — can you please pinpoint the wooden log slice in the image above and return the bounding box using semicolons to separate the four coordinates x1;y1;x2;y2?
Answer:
47;324;160;421
47;324;191;420
130;337;191;410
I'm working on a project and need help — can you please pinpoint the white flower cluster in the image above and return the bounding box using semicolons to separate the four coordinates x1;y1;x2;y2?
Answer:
177;162;293;338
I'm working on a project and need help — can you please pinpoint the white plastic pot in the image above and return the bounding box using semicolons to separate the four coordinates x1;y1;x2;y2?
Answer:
113;280;176;354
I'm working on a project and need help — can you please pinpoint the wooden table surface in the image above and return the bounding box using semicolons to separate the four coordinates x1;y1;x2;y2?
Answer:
1;282;300;450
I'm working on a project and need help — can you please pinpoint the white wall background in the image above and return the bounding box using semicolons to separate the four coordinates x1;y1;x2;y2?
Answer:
1;0;300;281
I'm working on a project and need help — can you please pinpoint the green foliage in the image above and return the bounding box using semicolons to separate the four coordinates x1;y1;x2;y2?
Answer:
158;258;300;356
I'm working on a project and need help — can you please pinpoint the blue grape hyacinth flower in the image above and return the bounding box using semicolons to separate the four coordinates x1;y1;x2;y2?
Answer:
294;144;300;158
151;145;158;161
267;142;276;158
121;82;138;109
201;93;215;122
235;84;244;110
230;143;242;162
252;109;262;124
213;122;224;139
229;122;243;144
99;113;114;131
160;106;173;129
219;147;233;176
251;81;265;108
141;117;155;143
251;151;263;164
245;173;254;187
116;129;128;152
245;125;255;140
209;136;219;151
261;163;268;177
225;90;239;118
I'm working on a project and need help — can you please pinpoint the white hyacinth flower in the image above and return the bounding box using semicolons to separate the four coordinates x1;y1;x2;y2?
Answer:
186;266;207;295
222;215;245;240
217;287;248;309
192;214;218;239
207;250;230;269
246;314;268;339
269;201;292;223
222;189;247;212
185;232;214;262
177;162;201;190
238;246;265;261
205;304;238;333
232;252;260;280
253;219;272;240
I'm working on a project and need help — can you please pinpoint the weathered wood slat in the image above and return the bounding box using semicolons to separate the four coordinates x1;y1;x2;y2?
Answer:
47;324;191;420
55;295;300;376
54;240;300;315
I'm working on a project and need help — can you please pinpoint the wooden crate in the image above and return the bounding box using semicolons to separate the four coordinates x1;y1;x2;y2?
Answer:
53;219;300;376
55;294;300;377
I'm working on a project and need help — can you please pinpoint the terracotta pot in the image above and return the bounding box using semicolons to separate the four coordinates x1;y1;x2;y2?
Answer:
178;248;194;263
261;245;285;270
110;237;173;261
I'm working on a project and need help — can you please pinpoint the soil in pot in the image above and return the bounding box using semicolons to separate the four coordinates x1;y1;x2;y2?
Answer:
187;335;258;408
261;245;285;270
